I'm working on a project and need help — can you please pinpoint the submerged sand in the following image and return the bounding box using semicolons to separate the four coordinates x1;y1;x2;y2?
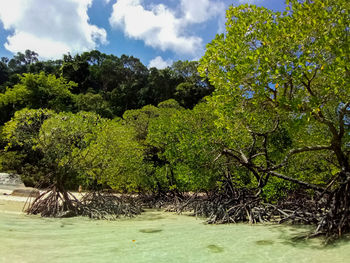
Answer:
1;186;350;263
0;186;31;214
0;199;26;213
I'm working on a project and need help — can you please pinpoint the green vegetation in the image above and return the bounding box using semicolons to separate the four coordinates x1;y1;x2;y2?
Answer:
198;0;349;238
0;0;348;242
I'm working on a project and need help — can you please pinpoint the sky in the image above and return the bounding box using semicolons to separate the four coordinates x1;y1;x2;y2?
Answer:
0;0;286;69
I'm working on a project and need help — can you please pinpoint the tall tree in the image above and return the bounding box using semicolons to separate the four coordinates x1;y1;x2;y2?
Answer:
0;72;76;124
8;50;39;74
198;0;349;238
172;60;214;108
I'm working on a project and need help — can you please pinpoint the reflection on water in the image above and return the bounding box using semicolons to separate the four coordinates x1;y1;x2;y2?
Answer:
0;209;349;263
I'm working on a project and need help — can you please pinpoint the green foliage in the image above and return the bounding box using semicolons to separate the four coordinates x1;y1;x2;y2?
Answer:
1;108;56;186
141;67;179;106
262;177;294;203
1;109;151;191
3;108;55;150
198;0;349;190
81;119;149;192
122;100;185;192
75;92;113;118
158;99;182;110
0;150;26;175
0;72;76;125
171;60;214;108
0;58;9;90
147;102;225;192
174;82;202;108
199;0;349;117
1;50;213;121
24;111;101;189
123;104;160;141
60;53;90;94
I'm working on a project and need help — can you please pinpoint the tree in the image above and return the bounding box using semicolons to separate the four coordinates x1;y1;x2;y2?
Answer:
145;100;188;194
27;59;62;75
122;100;188;195
2;109;144;217
1;108;55;186
139;67;180;107
81;119;149;192
23;111;103;216
75;93;113;118
3;108;55;150
123;104;160;141
174;82;207;109
172;60;214;108
60;53;90;94
198;0;349;238
0;72;76;124
8;50;39;74
147;102;225;193
0;58;9;90
36;112;102;185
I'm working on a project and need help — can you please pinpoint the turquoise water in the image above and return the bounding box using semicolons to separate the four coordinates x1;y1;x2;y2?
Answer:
0;210;349;263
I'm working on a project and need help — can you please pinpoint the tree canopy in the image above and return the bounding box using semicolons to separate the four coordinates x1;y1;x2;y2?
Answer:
198;0;349;238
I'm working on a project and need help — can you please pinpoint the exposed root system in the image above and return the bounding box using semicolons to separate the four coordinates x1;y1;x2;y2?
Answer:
313;180;350;242
80;191;142;220
25;184;80;217
24;180;350;243
25;186;142;219
161;189;327;228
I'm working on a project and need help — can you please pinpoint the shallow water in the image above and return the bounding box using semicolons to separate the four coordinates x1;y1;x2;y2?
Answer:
0;209;349;263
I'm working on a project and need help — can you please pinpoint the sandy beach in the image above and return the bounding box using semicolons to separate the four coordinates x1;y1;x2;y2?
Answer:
0;186;31;214
0;198;26;213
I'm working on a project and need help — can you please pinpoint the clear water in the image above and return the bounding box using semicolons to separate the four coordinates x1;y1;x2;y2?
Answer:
0;209;349;263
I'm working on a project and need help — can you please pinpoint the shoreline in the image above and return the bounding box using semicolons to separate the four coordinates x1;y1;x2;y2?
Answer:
0;185;84;214
0;185;37;214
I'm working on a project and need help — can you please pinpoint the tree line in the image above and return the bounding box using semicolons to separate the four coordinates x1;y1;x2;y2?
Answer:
0;50;214;123
0;0;349;241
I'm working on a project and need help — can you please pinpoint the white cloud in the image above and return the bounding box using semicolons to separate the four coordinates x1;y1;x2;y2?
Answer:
180;0;225;24
148;56;173;69
109;0;225;55
109;0;202;55
0;0;107;59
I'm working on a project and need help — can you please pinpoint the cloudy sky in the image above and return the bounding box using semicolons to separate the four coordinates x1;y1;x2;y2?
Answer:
0;0;285;68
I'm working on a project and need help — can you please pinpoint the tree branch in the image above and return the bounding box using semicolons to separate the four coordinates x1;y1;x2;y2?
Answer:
222;148;261;182
268;171;329;193
339;101;350;138
261;145;332;172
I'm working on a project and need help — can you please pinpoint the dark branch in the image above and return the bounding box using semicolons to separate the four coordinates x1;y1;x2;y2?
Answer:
262;145;332;172
339;102;350;138
268;171;329;193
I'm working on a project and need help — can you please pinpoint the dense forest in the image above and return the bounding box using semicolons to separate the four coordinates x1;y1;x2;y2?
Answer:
0;0;349;242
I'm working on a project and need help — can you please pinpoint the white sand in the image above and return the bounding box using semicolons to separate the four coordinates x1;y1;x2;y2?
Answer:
0;185;36;202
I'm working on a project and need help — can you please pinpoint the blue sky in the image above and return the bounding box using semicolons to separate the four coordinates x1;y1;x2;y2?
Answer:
0;0;285;68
